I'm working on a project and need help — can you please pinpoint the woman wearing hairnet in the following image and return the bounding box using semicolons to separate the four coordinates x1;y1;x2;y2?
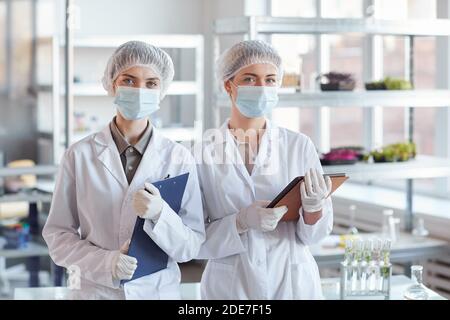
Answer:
194;40;333;299
42;41;205;300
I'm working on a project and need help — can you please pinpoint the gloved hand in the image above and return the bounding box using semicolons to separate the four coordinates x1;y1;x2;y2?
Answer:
112;240;138;281
132;183;164;222
236;200;288;233
300;168;332;213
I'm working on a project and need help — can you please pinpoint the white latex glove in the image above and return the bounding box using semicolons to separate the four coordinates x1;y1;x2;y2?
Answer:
132;182;164;222
112;240;138;281
236;200;288;233
300;168;332;213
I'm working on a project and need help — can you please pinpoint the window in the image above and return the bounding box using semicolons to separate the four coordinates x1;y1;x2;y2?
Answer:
320;0;362;18
329;34;364;147
271;33;317;134
380;0;440;196
271;0;316;18
271;1;317;135
270;0;448;199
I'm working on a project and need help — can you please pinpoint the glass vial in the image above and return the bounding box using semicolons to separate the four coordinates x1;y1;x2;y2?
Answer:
404;265;429;300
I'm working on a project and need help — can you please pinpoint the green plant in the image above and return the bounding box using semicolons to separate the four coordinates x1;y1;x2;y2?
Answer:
365;77;413;90
384;77;413;90
370;141;417;162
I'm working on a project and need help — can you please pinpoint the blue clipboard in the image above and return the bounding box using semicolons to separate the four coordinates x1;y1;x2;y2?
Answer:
122;172;189;283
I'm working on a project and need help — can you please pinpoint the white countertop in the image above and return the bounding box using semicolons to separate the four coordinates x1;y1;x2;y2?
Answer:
321;275;445;300
13;275;445;300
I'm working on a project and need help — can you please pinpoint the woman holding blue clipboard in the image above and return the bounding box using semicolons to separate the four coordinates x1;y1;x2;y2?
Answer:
42;41;205;300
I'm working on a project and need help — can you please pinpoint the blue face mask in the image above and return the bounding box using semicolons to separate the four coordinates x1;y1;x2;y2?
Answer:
232;84;279;118
114;86;160;120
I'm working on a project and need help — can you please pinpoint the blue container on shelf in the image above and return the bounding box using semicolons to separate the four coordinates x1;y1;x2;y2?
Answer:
1;223;30;249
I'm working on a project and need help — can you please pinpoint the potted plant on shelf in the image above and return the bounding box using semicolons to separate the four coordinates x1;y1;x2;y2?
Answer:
317;72;356;91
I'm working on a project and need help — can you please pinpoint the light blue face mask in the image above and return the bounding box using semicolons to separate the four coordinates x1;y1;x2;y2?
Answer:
114;86;160;120
232;84;279;118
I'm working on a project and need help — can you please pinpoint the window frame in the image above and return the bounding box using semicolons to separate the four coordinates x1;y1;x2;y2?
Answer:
269;0;450;199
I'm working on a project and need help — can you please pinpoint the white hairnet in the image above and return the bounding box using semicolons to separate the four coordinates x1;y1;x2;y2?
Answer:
102;40;175;99
217;40;283;84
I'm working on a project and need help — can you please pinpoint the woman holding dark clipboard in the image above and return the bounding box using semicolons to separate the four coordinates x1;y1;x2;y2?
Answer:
194;40;333;299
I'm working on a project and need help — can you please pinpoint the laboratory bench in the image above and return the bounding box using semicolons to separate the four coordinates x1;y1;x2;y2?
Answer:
311;232;449;269
322;275;446;300
12;275;446;300
1;229;448;289
1;170;448;289
180;232;450;282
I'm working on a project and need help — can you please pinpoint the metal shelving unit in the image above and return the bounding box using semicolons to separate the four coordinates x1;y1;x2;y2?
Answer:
0;0;61;292
67;35;204;147
0;192;52;204
323;155;450;181
212;16;450;231
0;165;58;288
217;90;450;108
214;16;450;37
37;34;204;162
0;242;49;259
0;166;57;177
35;33;61;165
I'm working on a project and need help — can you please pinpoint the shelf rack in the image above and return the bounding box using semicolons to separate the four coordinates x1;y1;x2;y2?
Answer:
0;165;58;288
37;34;204;162
212;16;450;232
214;16;450;37
323;155;450;180
216;89;450;108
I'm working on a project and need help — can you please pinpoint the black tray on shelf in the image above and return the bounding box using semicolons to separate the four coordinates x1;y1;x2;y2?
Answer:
320;83;355;91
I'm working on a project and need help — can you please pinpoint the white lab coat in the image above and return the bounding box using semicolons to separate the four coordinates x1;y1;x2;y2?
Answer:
42;125;205;300
193;119;333;300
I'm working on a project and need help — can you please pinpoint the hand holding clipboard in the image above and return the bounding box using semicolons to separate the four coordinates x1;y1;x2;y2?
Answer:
123;173;189;283
267;171;348;222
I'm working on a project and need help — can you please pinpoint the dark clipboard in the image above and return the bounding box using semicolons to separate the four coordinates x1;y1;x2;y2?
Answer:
267;173;348;221
122;172;189;284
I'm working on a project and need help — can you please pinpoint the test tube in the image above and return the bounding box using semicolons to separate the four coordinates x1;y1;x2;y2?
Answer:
380;239;392;292
369;238;382;293
343;240;353;296
382;239;392;265
353;240;363;293
361;240;373;294
344;239;353;263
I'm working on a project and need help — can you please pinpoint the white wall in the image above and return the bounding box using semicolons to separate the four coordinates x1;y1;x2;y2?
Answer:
75;0;205;35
